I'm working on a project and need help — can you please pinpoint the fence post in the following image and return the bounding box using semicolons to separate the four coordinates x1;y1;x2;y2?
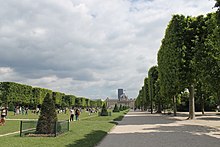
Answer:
20;121;23;137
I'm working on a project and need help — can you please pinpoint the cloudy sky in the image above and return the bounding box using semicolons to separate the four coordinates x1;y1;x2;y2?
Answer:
0;0;216;99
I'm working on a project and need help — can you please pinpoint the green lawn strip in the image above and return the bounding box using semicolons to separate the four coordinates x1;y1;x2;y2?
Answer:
0;120;20;135
0;110;128;147
1;111;97;136
6;110;95;120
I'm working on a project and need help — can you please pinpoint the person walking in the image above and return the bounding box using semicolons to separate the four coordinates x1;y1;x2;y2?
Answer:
0;107;7;126
75;108;80;121
25;107;28;115
70;108;75;122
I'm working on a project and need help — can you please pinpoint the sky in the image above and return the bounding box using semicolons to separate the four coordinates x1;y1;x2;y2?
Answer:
0;0;216;100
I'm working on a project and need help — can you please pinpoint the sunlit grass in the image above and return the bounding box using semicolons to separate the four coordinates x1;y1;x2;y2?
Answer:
0;110;129;147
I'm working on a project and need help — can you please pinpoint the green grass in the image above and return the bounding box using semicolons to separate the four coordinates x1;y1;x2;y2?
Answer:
0;110;129;147
0;120;20;135
6;110;93;120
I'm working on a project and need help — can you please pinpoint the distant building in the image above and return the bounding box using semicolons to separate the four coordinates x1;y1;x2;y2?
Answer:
106;97;135;109
106;89;135;109
119;93;128;101
118;89;123;100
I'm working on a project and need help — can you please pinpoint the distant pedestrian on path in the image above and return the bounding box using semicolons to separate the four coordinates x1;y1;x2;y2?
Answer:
70;108;75;121
36;107;40;115
75;108;80;121
25;107;28;115
0;107;7;126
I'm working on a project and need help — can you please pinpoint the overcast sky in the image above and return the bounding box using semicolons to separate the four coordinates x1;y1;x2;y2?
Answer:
0;0;216;99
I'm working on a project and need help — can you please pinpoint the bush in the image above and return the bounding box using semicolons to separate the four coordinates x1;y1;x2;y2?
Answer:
100;103;108;116
36;93;58;134
119;104;123;111
113;104;119;112
8;102;15;111
122;106;129;110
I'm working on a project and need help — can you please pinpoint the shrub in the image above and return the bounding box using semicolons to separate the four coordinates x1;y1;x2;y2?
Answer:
113;104;119;112
100;103;108;116
122;106;129;110
119;104;123;111
36;93;57;134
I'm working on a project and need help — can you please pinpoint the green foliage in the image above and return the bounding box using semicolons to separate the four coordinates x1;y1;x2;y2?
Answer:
119;104;123;111
143;77;150;109
0;82;33;105
214;0;220;9
81;98;87;107
8;102;15;111
90;100;97;107
52;91;65;107
36;93;57;134
62;95;76;107
0;82;95;109
85;99;90;107
75;98;82;107
156;12;220;116
113;104;120;112
32;87;52;106
100;103;108;116
135;94;141;109
122;106;128;110
136;5;219;117
148;66;159;112
158;15;186;98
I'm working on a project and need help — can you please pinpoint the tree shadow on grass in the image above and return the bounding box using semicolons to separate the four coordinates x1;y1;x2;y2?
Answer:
109;121;118;125
65;130;107;147
113;115;124;121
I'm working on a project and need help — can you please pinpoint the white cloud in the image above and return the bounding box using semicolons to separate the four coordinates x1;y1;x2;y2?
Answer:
0;0;216;99
0;67;13;74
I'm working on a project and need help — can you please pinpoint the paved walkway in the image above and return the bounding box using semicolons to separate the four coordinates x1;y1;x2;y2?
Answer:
96;111;220;147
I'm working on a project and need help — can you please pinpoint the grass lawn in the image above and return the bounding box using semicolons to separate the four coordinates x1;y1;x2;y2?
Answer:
0;120;20;135
0;109;129;147
5;110;92;120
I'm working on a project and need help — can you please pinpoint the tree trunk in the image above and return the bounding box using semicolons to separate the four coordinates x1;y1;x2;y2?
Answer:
201;94;205;115
188;84;195;119
157;97;162;113
173;95;177;116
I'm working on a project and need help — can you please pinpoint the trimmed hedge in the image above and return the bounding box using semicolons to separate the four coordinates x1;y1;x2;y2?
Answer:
0;82;101;108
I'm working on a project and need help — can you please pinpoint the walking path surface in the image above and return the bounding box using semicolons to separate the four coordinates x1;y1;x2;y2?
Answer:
96;111;220;147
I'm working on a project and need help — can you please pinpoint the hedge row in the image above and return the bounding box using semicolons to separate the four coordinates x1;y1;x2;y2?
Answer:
0;82;104;108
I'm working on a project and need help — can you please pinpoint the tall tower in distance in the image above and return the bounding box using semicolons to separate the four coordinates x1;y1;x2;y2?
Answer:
118;89;123;100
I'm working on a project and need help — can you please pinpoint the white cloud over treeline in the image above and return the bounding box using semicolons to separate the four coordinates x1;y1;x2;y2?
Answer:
0;0;216;99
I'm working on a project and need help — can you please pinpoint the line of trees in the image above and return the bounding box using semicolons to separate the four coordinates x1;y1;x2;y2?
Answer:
136;1;220;119
0;82;104;109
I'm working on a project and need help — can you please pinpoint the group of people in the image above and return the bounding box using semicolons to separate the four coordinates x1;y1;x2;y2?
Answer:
0;107;8;126
14;106;29;115
69;108;81;121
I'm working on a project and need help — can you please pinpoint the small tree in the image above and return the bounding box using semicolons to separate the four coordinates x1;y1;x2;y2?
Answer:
100;103;108;116
113;104;119;112
119;104;123;111
36;93;57;134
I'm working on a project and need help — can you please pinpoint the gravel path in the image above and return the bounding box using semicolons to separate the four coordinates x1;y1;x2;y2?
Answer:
96;111;220;147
